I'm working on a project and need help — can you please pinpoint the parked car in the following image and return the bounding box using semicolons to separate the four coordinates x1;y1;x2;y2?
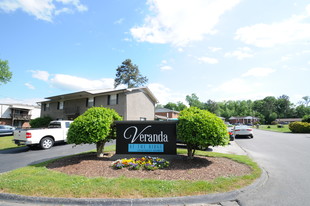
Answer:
0;125;15;136
13;120;73;149
232;125;253;138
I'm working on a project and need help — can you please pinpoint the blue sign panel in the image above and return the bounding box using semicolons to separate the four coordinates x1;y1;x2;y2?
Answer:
128;144;164;152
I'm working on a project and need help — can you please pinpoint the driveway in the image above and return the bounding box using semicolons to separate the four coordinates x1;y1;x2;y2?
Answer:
236;129;310;205
0;142;113;173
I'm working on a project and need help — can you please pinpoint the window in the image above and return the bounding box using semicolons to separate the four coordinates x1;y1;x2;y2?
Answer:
57;101;64;110
86;97;94;107
43;103;50;111
65;122;71;128
108;94;118;105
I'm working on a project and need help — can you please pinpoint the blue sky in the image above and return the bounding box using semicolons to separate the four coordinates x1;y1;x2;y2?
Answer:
0;0;309;106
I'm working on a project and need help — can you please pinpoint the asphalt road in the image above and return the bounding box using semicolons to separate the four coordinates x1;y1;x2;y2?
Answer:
0;141;113;173
236;129;310;206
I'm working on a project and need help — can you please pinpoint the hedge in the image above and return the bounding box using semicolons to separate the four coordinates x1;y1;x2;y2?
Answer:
289;121;310;133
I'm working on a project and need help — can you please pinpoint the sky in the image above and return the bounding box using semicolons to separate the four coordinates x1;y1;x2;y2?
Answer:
0;0;309;106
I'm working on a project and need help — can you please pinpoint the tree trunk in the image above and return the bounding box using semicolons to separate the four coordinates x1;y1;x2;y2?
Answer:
187;144;195;160
96;140;106;157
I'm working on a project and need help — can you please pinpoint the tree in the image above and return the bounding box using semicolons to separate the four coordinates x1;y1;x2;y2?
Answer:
114;59;148;88
185;93;204;109
164;101;187;111
67;107;122;157
0;59;12;85
299;96;310;107
177;107;229;159
30;116;53;128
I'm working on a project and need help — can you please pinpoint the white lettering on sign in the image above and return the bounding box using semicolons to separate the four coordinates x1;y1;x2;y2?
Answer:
123;125;168;143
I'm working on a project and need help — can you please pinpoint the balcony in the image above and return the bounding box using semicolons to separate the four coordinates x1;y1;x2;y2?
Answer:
11;114;32;120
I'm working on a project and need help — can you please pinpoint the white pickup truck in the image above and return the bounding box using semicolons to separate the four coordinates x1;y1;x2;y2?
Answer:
13;120;73;149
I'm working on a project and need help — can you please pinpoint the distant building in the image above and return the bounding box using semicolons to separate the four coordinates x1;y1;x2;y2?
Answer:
155;108;179;120
40;87;158;121
0;103;41;128
229;116;259;125
276;118;302;124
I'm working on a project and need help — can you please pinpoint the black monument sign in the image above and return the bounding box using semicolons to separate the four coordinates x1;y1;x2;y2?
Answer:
115;121;177;155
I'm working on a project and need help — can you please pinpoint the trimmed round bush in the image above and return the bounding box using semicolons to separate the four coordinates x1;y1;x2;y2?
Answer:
289;122;310;133
177;107;229;159
67;107;122;157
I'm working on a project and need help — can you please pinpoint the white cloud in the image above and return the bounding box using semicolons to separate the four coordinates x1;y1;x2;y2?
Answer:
0;0;87;22
197;56;218;64
235;6;310;47
130;0;241;46
30;70;114;91
50;74;114;90
30;70;50;81
242;67;276;77
225;47;253;60
114;18;124;24
208;47;222;52
160;65;173;71
25;83;35;90
148;83;185;104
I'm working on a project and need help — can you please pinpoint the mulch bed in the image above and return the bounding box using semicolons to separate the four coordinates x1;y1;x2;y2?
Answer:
47;152;252;181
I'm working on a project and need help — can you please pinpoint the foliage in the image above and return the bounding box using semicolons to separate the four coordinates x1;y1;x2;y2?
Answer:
111;156;169;171
289;122;310;133
67;107;122;157
177;107;229;159
29;116;53;128
185;93;205;109
302;115;310;123
168;94;310;124
114;59;148;88
0;59;12;85
298;96;310;107
164;101;187;111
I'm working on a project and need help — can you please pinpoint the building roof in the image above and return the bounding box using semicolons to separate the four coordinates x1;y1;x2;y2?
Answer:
40;87;159;104
276;118;302;122
229;116;260;120
155;108;180;113
1;103;40;110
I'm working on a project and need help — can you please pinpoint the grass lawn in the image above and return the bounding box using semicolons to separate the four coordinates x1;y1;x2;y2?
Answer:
0;146;261;198
258;124;291;133
0;136;24;150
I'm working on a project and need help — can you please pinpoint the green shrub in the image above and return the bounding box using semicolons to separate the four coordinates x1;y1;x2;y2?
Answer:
67;107;122;157
277;124;283;128
302;115;310;123
177;107;229;159
29;116;53;128
289;122;310;133
271;121;277;125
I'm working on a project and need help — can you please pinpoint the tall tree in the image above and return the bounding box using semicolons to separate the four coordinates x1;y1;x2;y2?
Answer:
114;59;148;88
299;96;310;107
0;59;12;85
185;93;204;109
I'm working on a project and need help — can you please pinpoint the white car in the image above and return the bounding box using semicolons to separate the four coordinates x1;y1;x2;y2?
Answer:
232;125;253;138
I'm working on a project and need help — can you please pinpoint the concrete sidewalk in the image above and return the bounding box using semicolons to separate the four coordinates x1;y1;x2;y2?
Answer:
210;141;247;156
